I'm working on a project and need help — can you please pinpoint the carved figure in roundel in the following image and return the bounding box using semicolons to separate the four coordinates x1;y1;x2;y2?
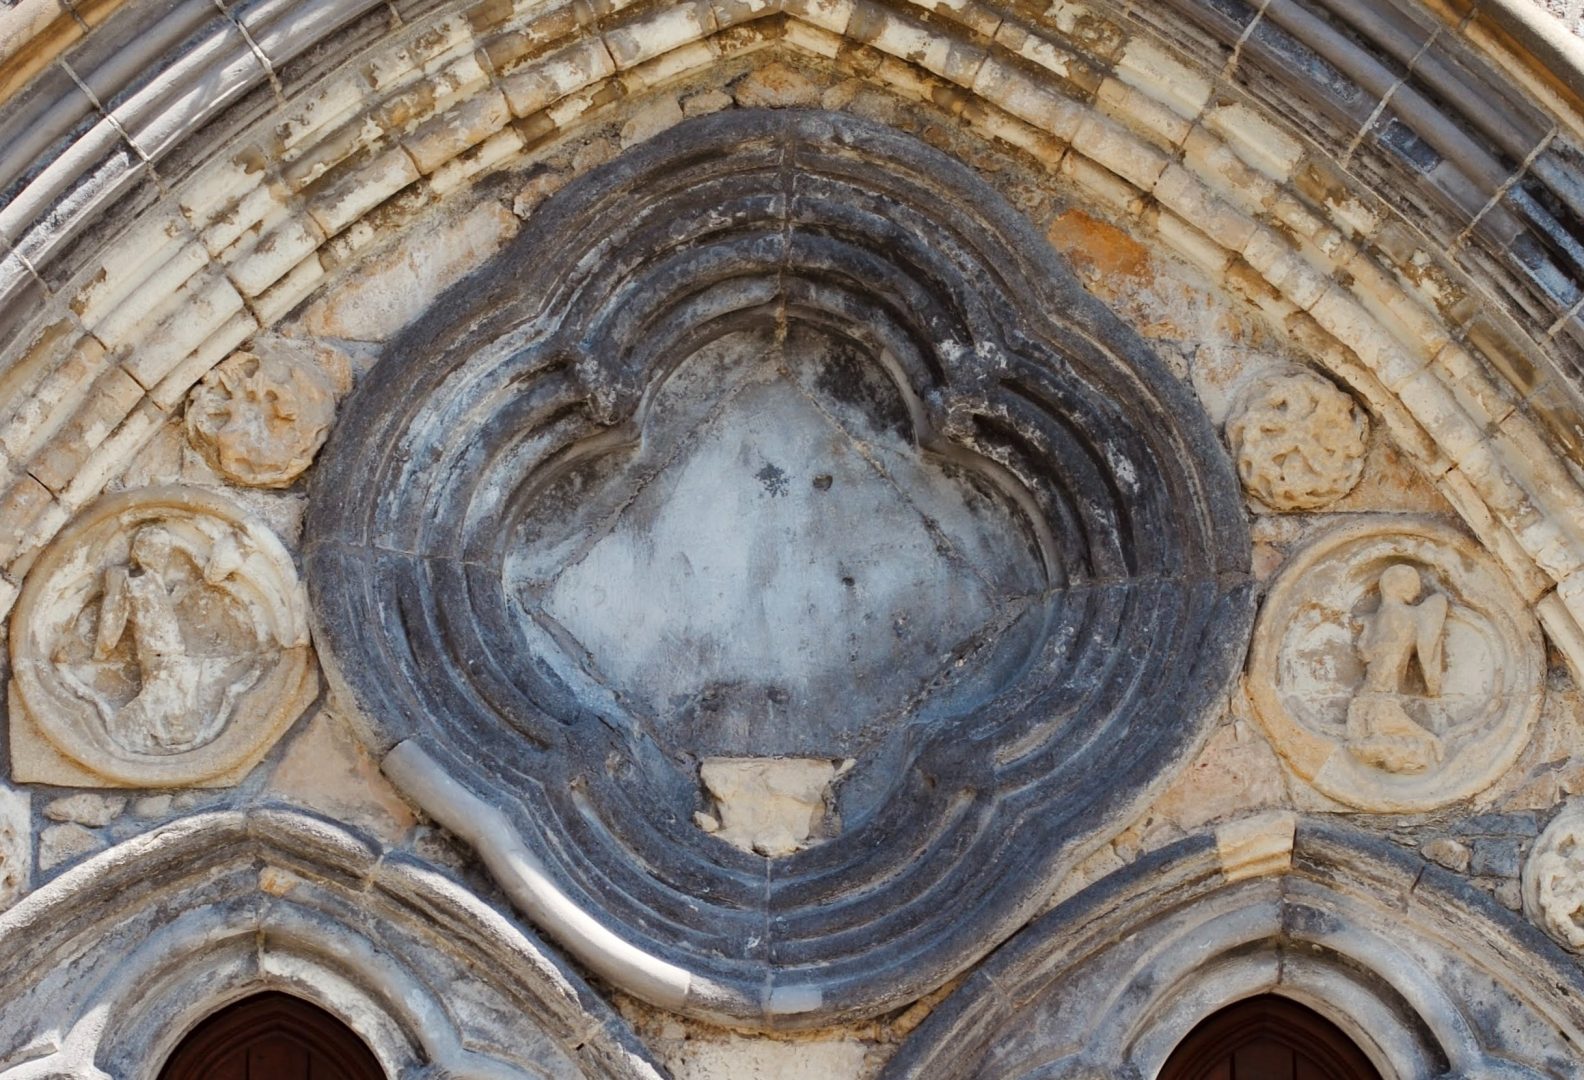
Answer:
1525;802;1584;951
185;340;344;488
8;487;317;787
1225;369;1368;511
1248;518;1543;811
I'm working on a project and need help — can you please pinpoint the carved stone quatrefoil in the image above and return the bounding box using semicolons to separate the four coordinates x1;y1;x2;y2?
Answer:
306;111;1253;1028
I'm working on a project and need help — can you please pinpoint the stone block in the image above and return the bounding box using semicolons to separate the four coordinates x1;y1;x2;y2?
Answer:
37;822;103;872
43;794;127;827
1423;837;1471;872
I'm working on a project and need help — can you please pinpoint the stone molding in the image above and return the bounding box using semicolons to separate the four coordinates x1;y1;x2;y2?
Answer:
0;808;665;1080
1;0;1583;699
308;109;1254;1029
8;485;318;787
883;819;1584;1079
1248;516;1545;812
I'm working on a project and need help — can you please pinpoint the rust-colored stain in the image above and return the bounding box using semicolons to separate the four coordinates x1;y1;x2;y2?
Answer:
1047;208;1154;285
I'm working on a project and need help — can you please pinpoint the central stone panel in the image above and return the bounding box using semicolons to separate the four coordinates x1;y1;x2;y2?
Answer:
510;325;1045;758
306;110;1253;1028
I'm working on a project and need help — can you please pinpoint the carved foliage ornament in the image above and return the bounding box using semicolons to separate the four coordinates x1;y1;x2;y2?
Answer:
306;111;1253;1028
9;487;316;787
185;338;345;488
1248;518;1542;812
1225;369;1368;511
1525;801;1584;951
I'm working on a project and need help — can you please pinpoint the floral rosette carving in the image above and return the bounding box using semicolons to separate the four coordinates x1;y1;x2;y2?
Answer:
185;341;343;489
1525;802;1584;951
1226;369;1369;511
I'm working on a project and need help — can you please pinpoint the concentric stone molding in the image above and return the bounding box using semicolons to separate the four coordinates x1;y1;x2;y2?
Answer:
4;0;1584;700
883;819;1584;1079
0;808;667;1080
304;108;1254;1028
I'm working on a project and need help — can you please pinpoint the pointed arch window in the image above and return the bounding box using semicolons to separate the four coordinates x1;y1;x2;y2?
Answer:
1160;995;1382;1080
158;992;384;1080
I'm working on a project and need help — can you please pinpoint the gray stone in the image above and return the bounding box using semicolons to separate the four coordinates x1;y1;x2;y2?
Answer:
881;822;1584;1079
306;110;1254;1029
0;810;663;1079
1472;839;1524;879
1456;812;1540;837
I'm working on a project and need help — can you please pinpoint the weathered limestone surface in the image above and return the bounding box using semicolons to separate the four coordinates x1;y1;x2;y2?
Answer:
8;486;317;787
307;109;1253;1030
2;0;1584;1074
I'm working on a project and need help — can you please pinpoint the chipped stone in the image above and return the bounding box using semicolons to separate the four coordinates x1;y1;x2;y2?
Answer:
37;823;103;872
42;795;126;827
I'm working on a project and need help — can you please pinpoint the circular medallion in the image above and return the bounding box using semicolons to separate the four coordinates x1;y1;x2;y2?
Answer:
1225;369;1368;511
1525;801;1584;951
306;110;1253;1026
184;341;341;489
9;486;316;787
1248;517;1542;811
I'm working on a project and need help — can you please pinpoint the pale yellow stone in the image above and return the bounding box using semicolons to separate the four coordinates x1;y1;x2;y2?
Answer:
1248;518;1544;812
734;60;823;108
1203;103;1304;180
1115;36;1212;120
302;200;520;341
1151;721;1288;834
267;711;417;846
1215;811;1297;882
694;757;852;857
621;96;686;147
9;487;317;789
118;273;248;392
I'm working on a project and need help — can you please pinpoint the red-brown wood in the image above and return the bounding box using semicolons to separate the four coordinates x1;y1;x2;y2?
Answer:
158;992;384;1080
1159;995;1381;1080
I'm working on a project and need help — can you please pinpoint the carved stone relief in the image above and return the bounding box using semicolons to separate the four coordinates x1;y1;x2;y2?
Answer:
1224;369;1368;511
0;785;28;912
184;337;346;488
1248;518;1543;812
694;758;854;858
1525;802;1584;951
306;110;1253;1027
8;487;317;787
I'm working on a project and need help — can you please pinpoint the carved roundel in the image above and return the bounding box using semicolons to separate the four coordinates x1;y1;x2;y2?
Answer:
9;486;317;787
1525;801;1584;951
1248;517;1543;812
306;111;1253;1027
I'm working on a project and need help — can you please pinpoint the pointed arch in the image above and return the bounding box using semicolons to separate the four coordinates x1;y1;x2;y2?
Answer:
882;819;1584;1079
0;808;666;1080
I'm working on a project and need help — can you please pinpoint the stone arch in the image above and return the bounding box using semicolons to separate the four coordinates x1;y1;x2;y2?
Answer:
3;0;1584;690
881;817;1584;1079
0;808;667;1080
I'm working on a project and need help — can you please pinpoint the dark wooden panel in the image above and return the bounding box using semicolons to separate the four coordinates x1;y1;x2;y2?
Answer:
1160;995;1379;1080
159;992;384;1080
1232;1040;1293;1079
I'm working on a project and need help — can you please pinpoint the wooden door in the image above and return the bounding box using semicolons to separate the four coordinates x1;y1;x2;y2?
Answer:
158;992;385;1080
1158;995;1382;1080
